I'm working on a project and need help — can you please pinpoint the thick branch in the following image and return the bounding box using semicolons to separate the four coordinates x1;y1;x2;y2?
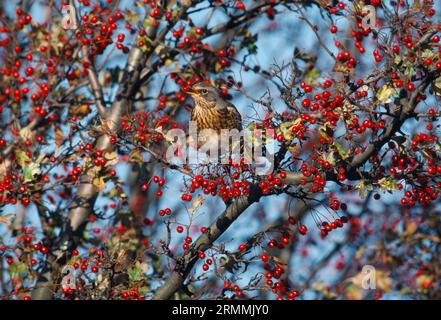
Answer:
152;187;262;299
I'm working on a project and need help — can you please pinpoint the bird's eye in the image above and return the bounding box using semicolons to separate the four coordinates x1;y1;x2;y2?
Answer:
200;89;208;94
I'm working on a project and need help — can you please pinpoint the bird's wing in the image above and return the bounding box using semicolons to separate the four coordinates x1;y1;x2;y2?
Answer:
225;102;242;131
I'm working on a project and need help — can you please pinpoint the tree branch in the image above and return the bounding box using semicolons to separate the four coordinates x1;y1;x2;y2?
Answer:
152;186;262;299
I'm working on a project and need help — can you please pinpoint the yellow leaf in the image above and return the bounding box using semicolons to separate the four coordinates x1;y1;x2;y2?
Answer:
92;177;106;191
279;118;302;141
345;284;363;300
376;84;398;103
69;104;90;118
164;59;173;67
304;68;320;85
188;194;205;215
411;0;421;9
376;270;393;292
288;144;299;156
355;246;365;260
404;221;418;236
378;177;398;193
20;127;33;141
319;123;334;138
97;119;115;134
104;151;119;166
214;62;223;73
355;180;374;199
129;150;144;163
55;127;64;146
16;151;41;181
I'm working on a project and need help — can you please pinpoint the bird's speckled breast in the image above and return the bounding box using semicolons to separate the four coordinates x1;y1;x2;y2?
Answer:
191;106;241;132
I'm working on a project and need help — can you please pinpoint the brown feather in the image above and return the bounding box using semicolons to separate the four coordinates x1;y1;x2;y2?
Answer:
191;102;242;133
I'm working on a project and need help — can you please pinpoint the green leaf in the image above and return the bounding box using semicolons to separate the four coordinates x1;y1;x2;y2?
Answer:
304;68;320;84
139;286;151;294
403;61;416;77
127;262;143;282
16;151;40;182
421;49;435;59
9;262;28;279
23;162;40;181
16;150;30;167
323;151;336;166
355;180;374;199
378;177;398;193
333;142;349;160
247;42;257;54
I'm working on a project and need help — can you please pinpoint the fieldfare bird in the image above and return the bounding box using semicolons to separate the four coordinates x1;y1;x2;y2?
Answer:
188;82;242;132
187;82;243;159
187;82;272;174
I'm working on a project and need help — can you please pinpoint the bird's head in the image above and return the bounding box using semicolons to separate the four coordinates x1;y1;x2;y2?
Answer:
187;82;220;108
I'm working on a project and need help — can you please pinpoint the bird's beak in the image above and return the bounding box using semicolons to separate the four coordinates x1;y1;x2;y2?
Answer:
186;88;197;96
